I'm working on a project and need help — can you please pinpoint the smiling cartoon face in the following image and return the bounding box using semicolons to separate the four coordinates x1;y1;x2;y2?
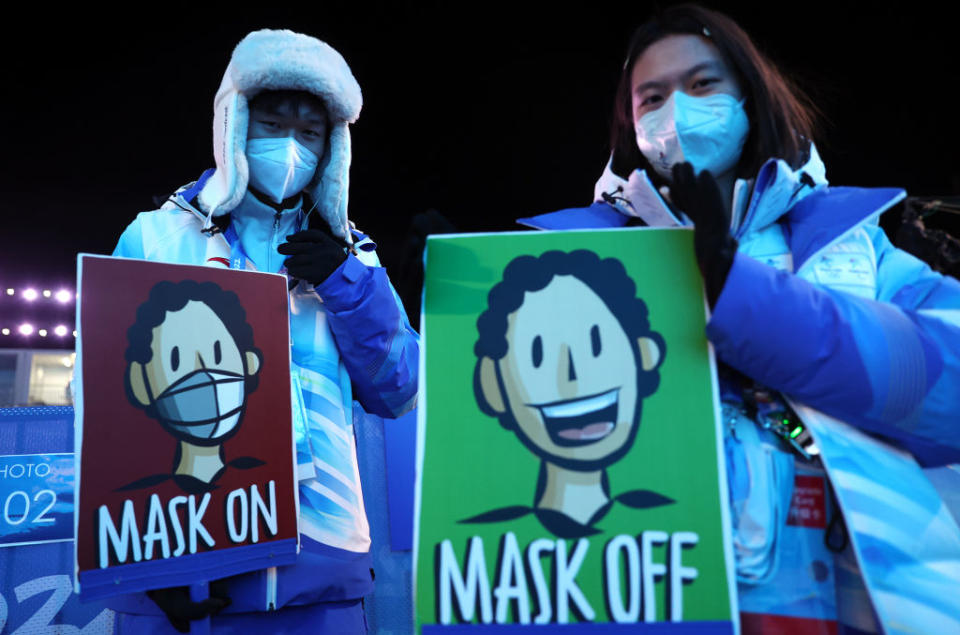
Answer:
480;274;661;470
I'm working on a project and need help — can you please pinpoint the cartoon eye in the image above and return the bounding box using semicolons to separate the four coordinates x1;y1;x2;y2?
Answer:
591;325;601;357
170;346;180;372
532;335;543;368
214;340;222;365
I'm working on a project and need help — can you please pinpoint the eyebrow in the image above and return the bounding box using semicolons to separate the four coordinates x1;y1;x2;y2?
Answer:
250;105;327;125
633;61;725;95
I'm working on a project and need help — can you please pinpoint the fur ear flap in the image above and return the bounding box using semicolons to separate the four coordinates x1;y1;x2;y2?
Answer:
475;357;506;415
308;122;352;240
128;362;152;407
637;337;662;372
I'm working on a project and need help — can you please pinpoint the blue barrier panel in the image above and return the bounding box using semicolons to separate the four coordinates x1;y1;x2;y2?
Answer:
384;408;417;552
0;453;74;548
0;407;115;633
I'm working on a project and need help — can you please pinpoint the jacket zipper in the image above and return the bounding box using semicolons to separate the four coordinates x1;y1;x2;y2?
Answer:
266;566;277;610
271;210;282;272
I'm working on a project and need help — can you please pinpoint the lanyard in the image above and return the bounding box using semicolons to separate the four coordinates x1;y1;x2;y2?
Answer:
223;224;248;271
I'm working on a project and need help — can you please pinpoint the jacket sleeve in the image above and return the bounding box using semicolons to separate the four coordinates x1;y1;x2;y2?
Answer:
705;234;960;465
314;253;419;419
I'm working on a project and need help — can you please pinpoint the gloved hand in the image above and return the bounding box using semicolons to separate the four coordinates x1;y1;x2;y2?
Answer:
277;227;349;286
669;162;739;307
146;581;231;633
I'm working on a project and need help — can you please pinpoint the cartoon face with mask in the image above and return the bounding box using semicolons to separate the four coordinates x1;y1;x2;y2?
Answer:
631;34;748;182
125;280;263;486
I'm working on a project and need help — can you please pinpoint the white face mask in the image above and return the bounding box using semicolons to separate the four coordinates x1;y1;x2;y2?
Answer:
635;91;749;180
246;136;320;204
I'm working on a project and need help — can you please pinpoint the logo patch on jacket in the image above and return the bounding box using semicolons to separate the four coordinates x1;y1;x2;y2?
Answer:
808;229;878;299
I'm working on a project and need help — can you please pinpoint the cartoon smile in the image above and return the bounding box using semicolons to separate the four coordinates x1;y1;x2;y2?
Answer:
531;388;620;447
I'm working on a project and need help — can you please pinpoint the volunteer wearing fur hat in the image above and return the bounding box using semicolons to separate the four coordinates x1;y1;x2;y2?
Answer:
519;5;960;631
111;29;418;633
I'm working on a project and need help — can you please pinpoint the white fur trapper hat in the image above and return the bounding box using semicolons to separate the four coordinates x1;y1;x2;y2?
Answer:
197;29;362;240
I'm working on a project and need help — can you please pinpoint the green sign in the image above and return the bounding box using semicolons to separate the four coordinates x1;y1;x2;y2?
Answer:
416;228;736;632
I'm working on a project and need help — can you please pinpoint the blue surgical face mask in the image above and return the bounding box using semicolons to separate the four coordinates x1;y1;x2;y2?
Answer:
246;136;319;204
635;91;749;181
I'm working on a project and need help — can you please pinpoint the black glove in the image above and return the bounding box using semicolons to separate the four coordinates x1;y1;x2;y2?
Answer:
669;162;738;307
277;228;349;286
146;581;231;633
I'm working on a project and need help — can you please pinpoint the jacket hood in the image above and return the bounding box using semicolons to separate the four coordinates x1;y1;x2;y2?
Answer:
197;29;362;240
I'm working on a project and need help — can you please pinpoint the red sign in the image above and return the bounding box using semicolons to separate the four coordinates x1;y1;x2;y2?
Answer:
75;255;298;599
788;475;827;529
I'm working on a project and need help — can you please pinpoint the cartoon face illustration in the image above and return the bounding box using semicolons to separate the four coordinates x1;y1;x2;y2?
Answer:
124;280;263;485
471;250;668;535
497;274;647;465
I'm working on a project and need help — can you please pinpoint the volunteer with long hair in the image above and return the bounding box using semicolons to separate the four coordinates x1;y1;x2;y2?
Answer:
519;4;960;628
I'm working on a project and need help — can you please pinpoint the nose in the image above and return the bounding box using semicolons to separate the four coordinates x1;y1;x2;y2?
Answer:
557;344;579;398
194;351;207;370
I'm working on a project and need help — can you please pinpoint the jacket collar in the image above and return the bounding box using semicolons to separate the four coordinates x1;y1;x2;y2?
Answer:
520;146;904;269
734;144;827;239
587;145;831;235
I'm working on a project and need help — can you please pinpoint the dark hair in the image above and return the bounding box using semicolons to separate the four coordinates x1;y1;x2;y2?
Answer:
610;4;818;180
475;250;661;362
248;89;328;121
125;280;261;394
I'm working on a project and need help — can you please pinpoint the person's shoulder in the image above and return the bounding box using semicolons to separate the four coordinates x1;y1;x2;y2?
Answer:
115;187;208;259
131;204;202;235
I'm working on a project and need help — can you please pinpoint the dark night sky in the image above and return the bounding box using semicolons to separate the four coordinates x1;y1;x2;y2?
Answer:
1;2;958;291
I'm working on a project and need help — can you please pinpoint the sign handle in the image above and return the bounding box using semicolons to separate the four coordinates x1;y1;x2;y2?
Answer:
189;581;212;635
